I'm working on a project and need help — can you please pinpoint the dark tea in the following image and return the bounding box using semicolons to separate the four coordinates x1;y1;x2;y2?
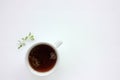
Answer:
28;44;57;72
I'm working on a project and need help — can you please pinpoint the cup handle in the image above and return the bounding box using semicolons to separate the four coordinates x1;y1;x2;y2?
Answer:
54;41;63;48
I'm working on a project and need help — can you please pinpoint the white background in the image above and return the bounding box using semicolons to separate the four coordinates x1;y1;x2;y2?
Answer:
0;0;120;80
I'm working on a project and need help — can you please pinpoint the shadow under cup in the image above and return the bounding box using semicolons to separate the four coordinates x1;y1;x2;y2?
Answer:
26;43;58;76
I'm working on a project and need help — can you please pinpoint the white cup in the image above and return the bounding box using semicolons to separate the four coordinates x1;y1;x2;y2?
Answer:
25;41;62;76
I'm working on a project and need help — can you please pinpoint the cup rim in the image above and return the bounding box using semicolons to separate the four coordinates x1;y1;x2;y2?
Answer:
25;42;59;76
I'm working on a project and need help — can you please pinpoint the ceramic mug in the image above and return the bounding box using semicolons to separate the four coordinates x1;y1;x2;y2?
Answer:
25;41;62;76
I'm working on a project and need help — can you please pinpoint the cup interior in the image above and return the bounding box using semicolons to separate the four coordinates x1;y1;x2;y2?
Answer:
25;42;58;76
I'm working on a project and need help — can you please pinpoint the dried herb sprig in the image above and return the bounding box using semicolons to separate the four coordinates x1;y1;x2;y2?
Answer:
18;32;35;49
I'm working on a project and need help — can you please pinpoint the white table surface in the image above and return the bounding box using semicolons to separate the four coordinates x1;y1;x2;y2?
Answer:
0;0;120;80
